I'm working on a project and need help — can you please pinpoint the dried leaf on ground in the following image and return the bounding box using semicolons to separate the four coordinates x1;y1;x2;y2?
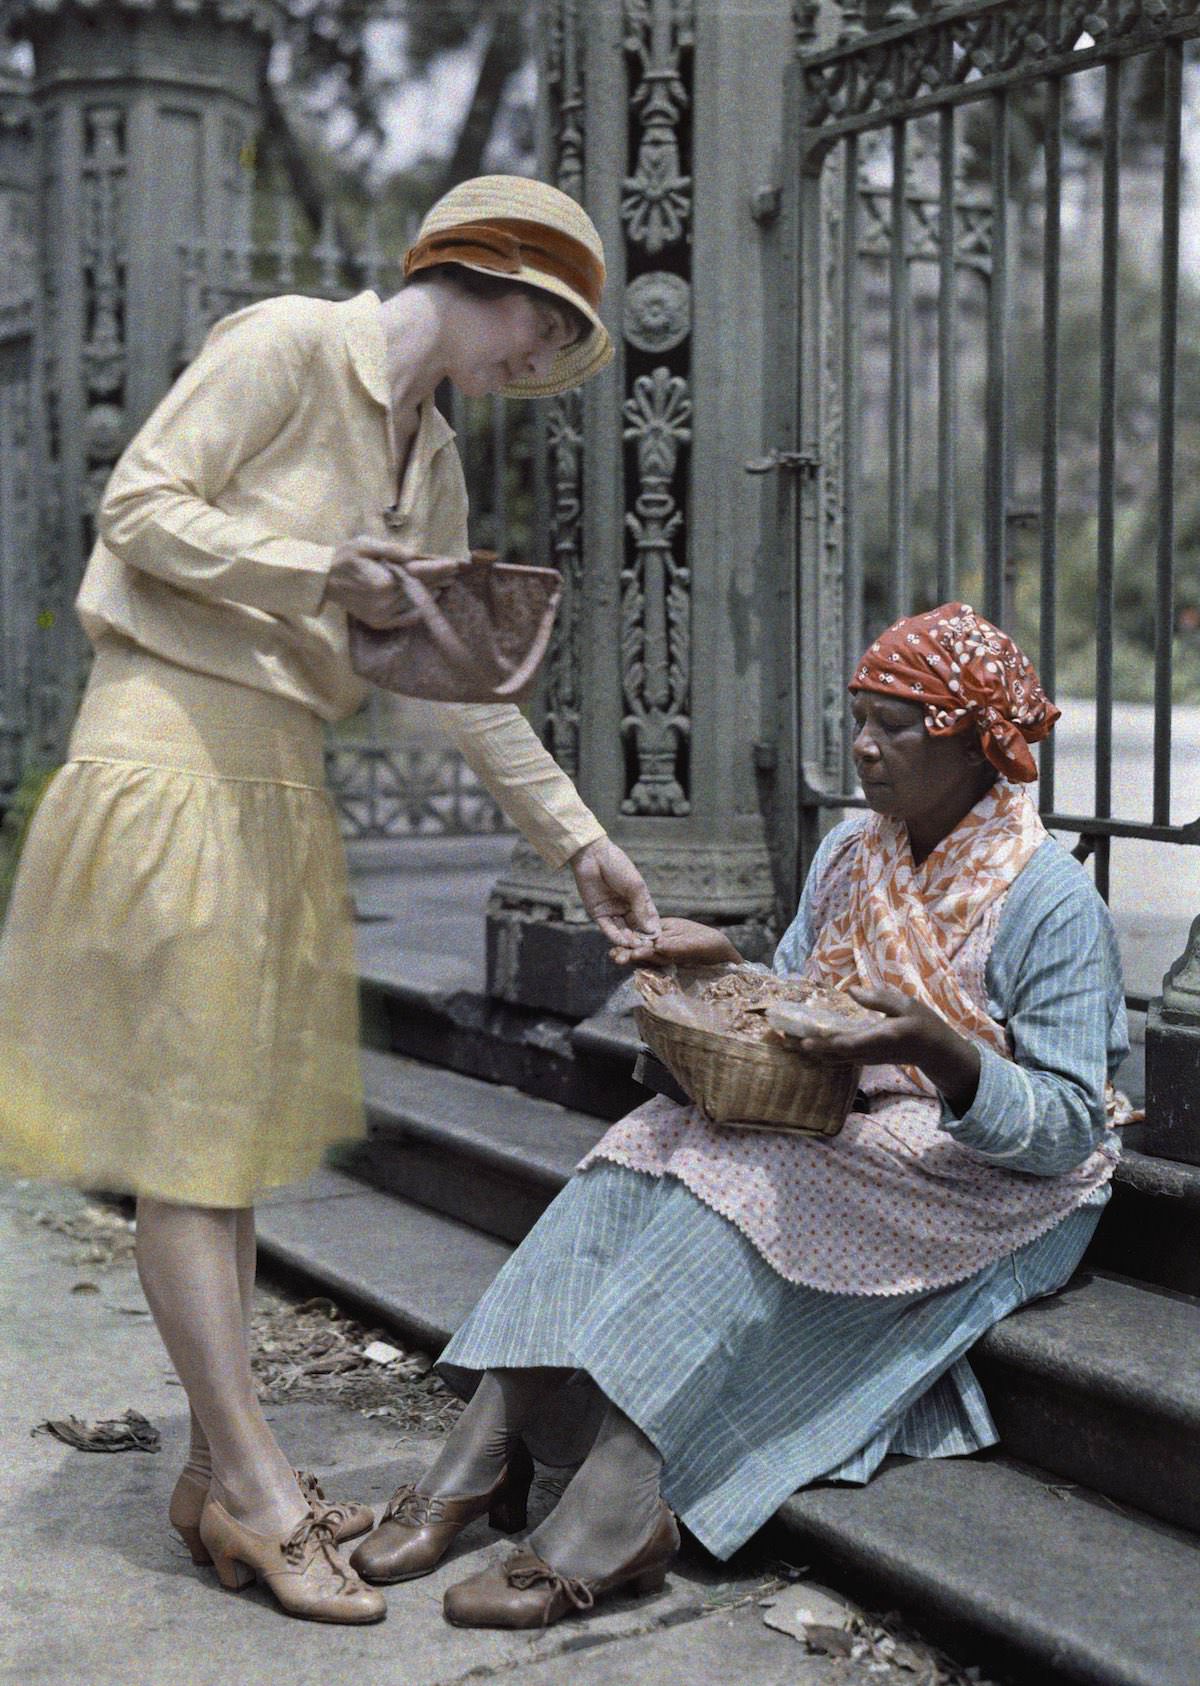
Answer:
761;1580;855;1639
32;1201;136;1269
760;1575;1001;1685
35;1407;160;1453
250;1288;462;1434
805;1623;856;1657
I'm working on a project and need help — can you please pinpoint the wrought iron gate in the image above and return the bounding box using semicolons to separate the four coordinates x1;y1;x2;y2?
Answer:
775;0;1200;1002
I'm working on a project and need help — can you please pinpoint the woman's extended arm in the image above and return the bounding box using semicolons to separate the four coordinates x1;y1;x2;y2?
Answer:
428;702;660;944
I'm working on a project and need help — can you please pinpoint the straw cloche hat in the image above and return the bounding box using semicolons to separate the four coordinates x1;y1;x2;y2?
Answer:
403;174;613;398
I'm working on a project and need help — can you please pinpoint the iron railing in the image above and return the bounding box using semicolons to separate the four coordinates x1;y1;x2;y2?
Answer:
780;1;1200;963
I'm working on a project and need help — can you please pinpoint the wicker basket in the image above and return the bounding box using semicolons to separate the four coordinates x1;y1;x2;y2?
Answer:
635;1003;861;1136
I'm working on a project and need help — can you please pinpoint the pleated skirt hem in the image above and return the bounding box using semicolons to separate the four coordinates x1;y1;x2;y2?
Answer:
0;641;364;1208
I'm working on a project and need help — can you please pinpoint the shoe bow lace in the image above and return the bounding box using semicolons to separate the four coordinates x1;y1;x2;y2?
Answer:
296;1469;353;1529
505;1551;595;1614
281;1513;357;1591
383;1485;444;1527
296;1469;327;1503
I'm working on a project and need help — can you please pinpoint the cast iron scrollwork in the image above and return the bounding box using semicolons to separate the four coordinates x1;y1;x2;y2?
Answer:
621;368;692;816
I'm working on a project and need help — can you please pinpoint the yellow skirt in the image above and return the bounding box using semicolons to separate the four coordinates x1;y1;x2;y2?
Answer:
0;639;364;1207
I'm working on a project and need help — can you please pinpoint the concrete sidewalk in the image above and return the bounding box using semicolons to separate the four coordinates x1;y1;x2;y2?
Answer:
0;1177;910;1686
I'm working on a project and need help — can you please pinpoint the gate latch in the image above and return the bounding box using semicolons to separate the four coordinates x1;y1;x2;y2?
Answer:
744;448;820;476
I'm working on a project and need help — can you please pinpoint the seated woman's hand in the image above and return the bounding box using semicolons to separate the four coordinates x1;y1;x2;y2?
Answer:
794;984;981;1114
610;916;742;970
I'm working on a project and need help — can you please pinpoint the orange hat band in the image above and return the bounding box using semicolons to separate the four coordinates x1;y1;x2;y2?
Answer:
403;217;605;314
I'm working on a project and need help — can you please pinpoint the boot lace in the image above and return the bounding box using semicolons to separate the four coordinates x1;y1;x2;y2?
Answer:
281;1512;358;1592
383;1485;444;1526
505;1549;595;1619
296;1468;353;1530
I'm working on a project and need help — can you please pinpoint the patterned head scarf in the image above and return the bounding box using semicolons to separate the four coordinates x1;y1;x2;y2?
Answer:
849;602;1060;783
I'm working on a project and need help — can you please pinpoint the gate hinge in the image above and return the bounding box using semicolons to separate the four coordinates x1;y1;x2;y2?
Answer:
744;448;820;476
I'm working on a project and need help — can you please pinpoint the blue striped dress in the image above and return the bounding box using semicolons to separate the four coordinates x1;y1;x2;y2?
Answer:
438;829;1127;1560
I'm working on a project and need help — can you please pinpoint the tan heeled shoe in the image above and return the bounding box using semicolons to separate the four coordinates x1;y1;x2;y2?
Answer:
170;1465;373;1566
443;1500;679;1629
351;1440;534;1585
198;1497;386;1624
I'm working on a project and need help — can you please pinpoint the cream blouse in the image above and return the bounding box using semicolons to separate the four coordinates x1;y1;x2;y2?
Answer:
76;291;604;868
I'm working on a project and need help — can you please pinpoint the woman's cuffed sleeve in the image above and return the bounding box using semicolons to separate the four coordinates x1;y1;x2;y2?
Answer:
940;882;1118;1175
435;703;605;868
97;300;334;616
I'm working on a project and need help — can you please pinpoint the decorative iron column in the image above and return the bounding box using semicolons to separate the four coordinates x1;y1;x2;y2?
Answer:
6;0;278;762
487;0;794;1017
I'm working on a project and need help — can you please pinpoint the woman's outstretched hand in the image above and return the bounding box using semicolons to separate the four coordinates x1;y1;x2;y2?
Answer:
324;537;464;627
609;916;743;970
792;984;981;1115
570;839;661;951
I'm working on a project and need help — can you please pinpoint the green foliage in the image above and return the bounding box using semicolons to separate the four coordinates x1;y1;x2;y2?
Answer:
0;764;58;925
1008;253;1200;699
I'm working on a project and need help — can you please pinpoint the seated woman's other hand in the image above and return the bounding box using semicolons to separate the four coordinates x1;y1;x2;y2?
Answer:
610;916;742;970
795;985;981;1114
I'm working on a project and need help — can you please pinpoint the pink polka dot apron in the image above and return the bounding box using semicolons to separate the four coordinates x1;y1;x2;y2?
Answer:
585;783;1117;1296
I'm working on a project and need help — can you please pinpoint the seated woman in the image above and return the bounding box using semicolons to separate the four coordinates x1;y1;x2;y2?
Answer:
352;603;1126;1628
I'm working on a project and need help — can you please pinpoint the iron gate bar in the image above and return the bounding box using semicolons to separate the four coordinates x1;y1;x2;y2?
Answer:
936;102;957;602
1094;55;1122;904
802;787;1200;850
796;4;1200;152
1038;73;1063;818
889;118;912;615
1155;39;1183;827
797;154;826;835
983;89;1009;624
841;128;864;793
491;393;508;559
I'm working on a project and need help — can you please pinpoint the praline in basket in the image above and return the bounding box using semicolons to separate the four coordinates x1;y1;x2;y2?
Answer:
633;967;864;1136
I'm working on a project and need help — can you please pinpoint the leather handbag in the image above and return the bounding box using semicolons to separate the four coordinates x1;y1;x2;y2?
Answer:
347;549;562;704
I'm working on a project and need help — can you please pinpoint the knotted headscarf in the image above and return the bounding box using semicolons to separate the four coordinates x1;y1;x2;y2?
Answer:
849;602;1060;783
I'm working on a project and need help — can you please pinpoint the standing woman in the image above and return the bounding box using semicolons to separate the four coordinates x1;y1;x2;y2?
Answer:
0;176;657;1623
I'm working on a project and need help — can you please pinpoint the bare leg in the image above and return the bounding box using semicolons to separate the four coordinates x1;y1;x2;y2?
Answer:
136;1197;307;1537
525;1400;663;1580
182;1207;256;1482
417;1368;568;1497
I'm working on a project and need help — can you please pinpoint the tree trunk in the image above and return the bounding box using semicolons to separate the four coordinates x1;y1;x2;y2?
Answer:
260;78;364;287
438;13;526;196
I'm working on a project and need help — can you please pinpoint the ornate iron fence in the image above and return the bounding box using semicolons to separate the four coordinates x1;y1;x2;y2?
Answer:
773;0;1200;1006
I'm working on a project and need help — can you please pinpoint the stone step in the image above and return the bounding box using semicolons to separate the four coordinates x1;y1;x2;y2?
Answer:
1084;1146;1200;1297
357;938;644;1121
778;1455;1200;1686
255;1166;511;1354
350;1047;607;1244
972;1267;1200;1535
254;1167;1200;1686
